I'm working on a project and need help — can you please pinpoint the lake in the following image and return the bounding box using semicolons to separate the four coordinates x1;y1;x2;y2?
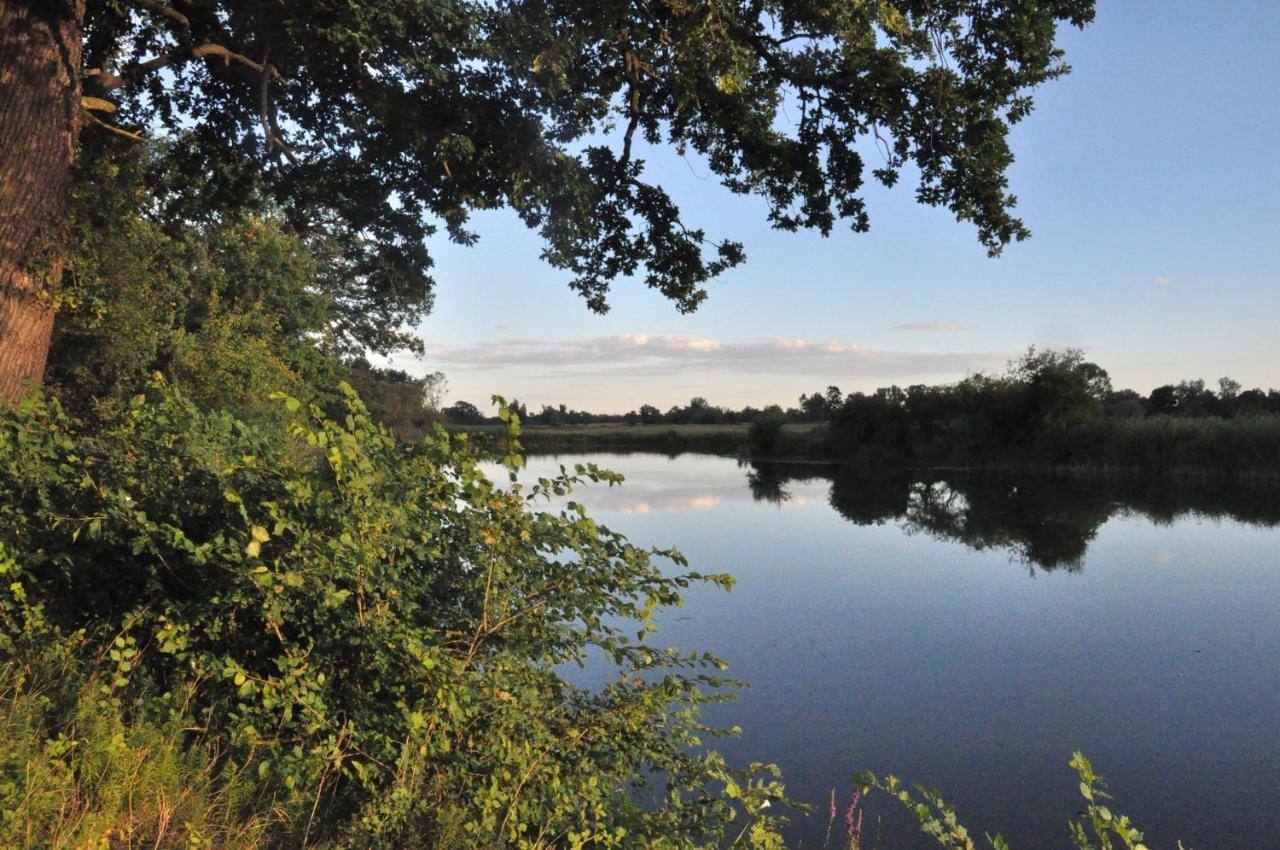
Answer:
494;452;1280;849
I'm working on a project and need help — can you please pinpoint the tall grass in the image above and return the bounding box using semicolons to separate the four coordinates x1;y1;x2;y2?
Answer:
0;644;277;849
1045;415;1280;477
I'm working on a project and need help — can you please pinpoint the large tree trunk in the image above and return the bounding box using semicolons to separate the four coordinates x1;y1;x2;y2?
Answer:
0;0;83;404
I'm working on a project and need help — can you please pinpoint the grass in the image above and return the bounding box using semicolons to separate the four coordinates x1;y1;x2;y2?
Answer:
1041;414;1280;477
0;652;276;849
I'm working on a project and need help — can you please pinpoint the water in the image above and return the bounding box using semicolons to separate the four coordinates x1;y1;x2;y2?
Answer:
495;453;1280;849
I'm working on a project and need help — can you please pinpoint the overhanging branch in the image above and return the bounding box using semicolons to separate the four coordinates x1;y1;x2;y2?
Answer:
128;0;189;30
94;0;299;162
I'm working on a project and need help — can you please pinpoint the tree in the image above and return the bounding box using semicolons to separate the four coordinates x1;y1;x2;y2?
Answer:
826;385;845;410
444;399;484;425
1149;384;1178;415
0;1;83;401
1169;379;1217;416
1010;346;1111;428
1;0;1095;401
798;385;843;422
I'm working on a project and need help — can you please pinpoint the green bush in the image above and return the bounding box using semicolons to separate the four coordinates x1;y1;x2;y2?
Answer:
0;382;784;848
747;413;786;458
854;753;1168;850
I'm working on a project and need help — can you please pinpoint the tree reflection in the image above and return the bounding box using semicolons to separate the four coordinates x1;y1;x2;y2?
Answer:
745;462;1280;572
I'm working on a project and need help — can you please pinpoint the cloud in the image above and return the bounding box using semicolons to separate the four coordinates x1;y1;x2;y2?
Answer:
891;320;975;333
422;333;1007;380
1151;276;1170;286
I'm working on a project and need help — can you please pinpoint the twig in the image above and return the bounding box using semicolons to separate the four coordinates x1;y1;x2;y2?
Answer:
83;110;143;141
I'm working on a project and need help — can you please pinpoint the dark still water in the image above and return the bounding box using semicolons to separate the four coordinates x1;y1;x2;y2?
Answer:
497;453;1280;849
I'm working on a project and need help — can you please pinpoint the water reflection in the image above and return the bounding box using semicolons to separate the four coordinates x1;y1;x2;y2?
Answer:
745;461;1280;572
514;453;1280;849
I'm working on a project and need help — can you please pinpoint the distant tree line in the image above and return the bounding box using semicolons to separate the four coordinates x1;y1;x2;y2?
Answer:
444;396;771;427
811;349;1280;471
447;348;1280;429
447;349;1280;475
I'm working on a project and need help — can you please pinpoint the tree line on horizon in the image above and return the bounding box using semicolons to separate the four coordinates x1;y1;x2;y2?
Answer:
443;349;1280;429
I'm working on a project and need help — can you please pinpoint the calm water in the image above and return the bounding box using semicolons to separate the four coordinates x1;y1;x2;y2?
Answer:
496;453;1280;849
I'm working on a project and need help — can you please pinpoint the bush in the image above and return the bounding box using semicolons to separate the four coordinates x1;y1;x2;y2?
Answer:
0;382;784;848
748;411;786;457
853;753;1162;850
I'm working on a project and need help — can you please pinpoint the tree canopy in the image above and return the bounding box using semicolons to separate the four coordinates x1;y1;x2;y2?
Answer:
82;0;1094;316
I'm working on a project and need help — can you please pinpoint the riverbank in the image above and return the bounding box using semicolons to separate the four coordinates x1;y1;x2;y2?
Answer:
453;422;823;457
452;415;1280;479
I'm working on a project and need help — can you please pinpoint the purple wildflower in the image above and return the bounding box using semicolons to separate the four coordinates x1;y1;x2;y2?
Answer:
824;788;838;847
845;788;863;846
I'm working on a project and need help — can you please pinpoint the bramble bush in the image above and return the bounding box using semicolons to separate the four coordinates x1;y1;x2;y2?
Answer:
0;380;785;848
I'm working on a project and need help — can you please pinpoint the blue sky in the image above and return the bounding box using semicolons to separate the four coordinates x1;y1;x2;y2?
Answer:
391;2;1280;412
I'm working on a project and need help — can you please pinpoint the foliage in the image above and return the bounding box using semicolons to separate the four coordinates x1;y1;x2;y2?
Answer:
461;349;1280;473
747;408;787;457
443;400;487;426
1059;414;1280;477
817;351;1280;473
80;0;1094;318
342;360;445;441
0;635;275;849
1067;753;1153;850
0;383;786;847
854;753;1174;850
47;142;441;436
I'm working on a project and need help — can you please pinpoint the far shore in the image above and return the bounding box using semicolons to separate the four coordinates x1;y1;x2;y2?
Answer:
448;421;1280;480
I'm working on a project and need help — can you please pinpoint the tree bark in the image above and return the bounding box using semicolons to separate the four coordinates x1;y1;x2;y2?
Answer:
0;0;83;404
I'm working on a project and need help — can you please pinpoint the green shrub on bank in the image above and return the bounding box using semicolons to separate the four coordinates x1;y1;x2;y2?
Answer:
747;411;786;457
855;753;1169;850
0;381;784;848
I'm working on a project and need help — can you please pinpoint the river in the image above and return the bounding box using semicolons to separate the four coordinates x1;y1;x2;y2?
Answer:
495;452;1280;849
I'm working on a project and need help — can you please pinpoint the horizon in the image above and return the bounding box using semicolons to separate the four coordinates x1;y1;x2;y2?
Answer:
424;340;1280;417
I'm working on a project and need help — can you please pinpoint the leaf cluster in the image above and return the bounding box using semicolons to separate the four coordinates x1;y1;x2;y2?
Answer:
854;753;1192;850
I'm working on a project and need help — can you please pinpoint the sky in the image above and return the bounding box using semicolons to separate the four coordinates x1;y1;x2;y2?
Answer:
386;2;1280;413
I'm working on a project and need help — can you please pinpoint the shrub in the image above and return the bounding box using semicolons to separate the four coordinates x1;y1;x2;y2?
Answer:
854;753;1163;850
748;411;786;457
0;381;784;848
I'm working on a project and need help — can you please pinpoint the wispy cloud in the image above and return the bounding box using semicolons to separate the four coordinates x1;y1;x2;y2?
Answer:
1151;276;1170;286
421;333;1006;380
891;320;975;333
